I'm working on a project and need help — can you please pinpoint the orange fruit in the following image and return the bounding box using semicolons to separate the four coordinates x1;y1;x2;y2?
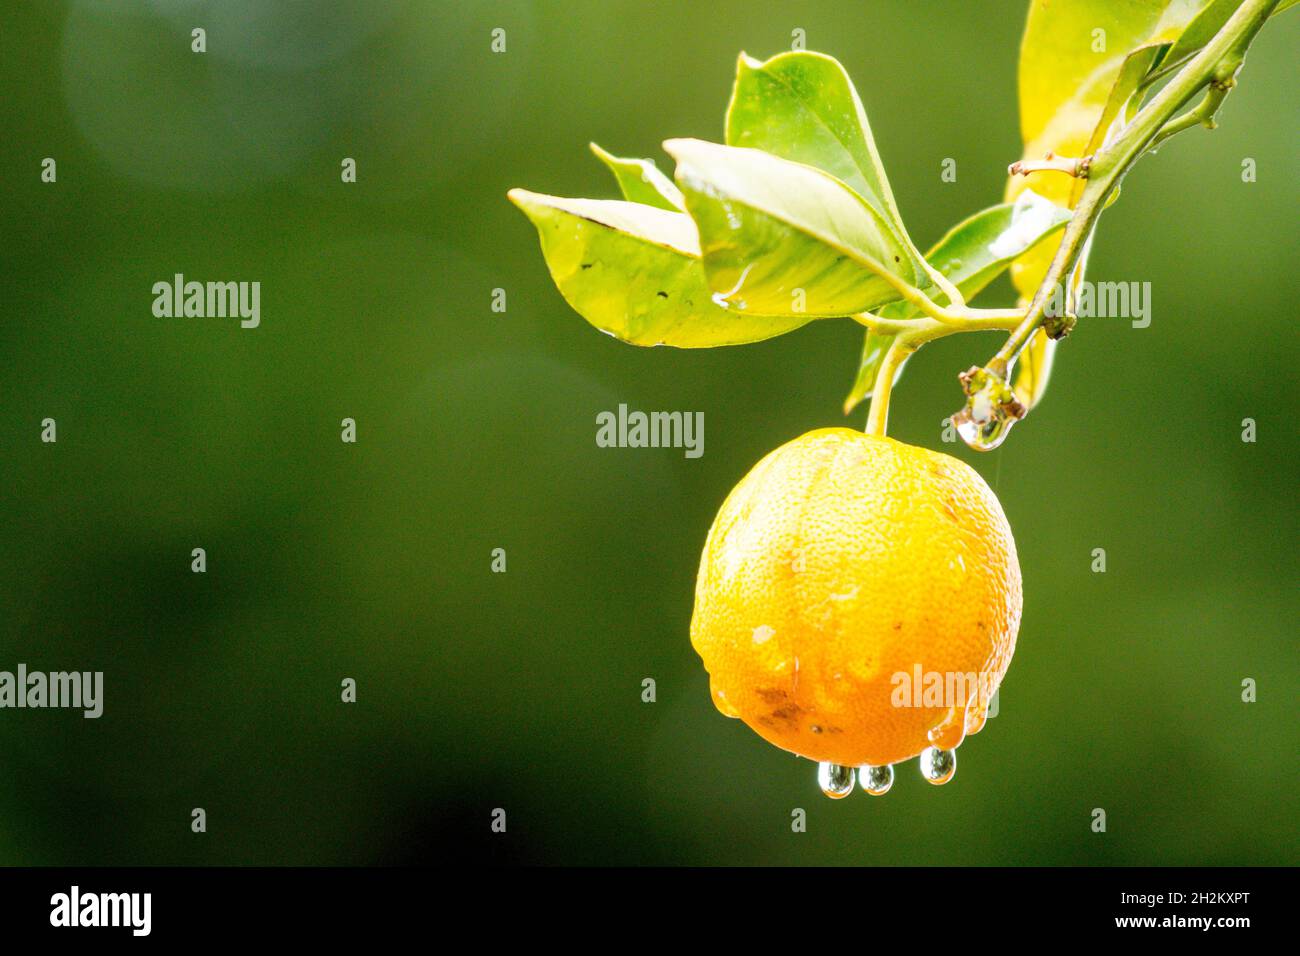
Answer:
690;428;1022;769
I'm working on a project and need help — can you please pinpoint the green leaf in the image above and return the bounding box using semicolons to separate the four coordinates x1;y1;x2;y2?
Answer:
588;142;684;211
891;190;1071;315
844;191;1071;414
508;189;811;348
664;138;921;318
724;51;922;269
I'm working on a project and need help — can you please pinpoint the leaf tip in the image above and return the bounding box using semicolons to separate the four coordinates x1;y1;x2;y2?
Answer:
660;137;691;160
506;187;538;213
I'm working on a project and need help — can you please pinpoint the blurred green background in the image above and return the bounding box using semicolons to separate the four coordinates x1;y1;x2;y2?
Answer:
1;0;1296;866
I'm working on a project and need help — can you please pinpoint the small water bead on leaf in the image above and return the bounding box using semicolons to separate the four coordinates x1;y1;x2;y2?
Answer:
859;764;894;796
952;366;1027;451
919;746;957;785
817;761;855;799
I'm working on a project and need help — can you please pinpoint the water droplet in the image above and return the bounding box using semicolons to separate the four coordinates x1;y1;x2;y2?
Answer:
919;746;957;785
817;761;855;799
751;624;775;645
965;701;989;735
953;406;1018;451
711;684;740;718
953;366;1026;451
859;764;894;796
721;201;743;231
927;708;967;750
710;263;754;312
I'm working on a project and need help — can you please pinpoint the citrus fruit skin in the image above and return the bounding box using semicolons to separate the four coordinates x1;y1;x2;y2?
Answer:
690;428;1022;767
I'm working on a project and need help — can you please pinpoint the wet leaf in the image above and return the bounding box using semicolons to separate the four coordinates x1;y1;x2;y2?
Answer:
588;142;684;211
664;138;921;318
508;188;811;347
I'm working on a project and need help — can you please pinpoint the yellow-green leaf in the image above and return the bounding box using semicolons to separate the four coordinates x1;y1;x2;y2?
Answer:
664;138;921;318
1012;327;1056;411
508;188;811;347
724;50;924;273
588;142;684;211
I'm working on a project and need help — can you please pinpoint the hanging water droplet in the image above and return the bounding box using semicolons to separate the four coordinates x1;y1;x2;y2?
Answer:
859;764;894;796
710;683;740;718
927;707;967;750
919;746;957;785
965;700;990;736
953;406;1017;451
952;366;1026;451
817;761;855;799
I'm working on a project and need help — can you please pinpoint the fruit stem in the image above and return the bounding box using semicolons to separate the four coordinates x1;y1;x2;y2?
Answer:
864;339;916;436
